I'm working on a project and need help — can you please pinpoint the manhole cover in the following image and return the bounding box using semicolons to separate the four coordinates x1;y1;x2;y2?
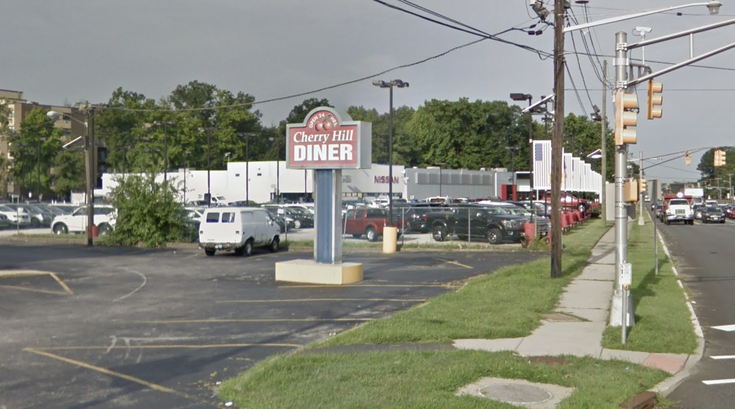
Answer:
478;383;553;404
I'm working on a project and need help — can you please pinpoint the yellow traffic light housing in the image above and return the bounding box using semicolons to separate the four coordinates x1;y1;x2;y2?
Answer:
624;179;639;203
640;178;647;192
714;149;727;167
614;90;638;145
685;150;691;166
647;80;663;120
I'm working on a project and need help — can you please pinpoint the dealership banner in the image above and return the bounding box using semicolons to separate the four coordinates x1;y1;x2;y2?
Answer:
286;107;371;170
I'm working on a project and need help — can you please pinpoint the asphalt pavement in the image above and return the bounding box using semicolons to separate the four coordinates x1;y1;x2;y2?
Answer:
0;241;540;409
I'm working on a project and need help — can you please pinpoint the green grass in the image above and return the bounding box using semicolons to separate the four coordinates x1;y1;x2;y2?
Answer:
219;350;670;409
601;216;697;354
315;220;609;346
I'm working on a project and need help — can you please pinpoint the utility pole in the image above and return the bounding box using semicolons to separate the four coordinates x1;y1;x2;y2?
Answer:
83;103;96;247
638;151;644;225
550;0;565;278
601;60;607;224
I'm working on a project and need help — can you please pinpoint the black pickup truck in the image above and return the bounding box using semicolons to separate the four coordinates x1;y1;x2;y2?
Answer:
426;204;526;244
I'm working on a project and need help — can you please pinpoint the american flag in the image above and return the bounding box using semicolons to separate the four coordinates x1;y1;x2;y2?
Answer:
533;140;552;190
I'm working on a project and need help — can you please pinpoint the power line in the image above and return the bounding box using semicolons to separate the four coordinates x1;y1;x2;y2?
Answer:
564;62;589;117
370;0;552;59
566;17;597;108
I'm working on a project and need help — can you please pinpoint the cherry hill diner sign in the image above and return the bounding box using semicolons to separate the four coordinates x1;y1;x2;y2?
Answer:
286;107;371;170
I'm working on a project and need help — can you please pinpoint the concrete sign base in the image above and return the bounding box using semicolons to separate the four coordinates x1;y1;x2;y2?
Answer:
275;259;363;285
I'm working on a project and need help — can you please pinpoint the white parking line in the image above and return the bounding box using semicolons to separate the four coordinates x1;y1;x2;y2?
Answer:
711;355;735;360
712;324;735;332
703;378;735;385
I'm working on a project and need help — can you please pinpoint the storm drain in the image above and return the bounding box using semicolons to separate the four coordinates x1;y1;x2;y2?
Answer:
457;377;575;409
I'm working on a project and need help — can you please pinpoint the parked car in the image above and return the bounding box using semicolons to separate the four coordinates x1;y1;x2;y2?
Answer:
425;204;526;244
393;203;451;233
342;208;408;242
5;204;53;227
482;202;550;238
262;205;314;228
702;206;726;224
0;205;31;227
0;214;10;229
198;207;280;257
50;206;116;235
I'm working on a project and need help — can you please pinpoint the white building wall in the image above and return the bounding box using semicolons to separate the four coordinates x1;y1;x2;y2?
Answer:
100;162;405;205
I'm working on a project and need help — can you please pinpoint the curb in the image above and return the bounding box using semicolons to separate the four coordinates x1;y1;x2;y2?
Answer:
648;222;705;397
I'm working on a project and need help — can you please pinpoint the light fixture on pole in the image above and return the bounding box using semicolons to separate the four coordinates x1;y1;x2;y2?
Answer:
154;120;176;184
238;132;256;204
47;107;95;246
268;136;281;203
373;79;409;226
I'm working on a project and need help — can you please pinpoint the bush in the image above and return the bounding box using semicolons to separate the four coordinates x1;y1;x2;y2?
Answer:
108;174;186;247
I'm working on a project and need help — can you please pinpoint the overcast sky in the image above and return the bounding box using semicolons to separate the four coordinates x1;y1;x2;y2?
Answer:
4;0;735;183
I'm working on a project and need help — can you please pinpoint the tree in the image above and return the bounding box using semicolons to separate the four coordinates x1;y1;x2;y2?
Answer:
406;98;524;170
107;174;185;248
52;150;86;200
8;108;63;199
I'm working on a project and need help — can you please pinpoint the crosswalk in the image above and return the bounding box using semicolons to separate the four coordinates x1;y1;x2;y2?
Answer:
703;325;735;385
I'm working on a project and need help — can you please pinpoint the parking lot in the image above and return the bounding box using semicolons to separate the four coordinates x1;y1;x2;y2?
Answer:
0;241;541;409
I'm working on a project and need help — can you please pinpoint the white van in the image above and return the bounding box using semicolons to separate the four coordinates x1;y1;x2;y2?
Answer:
198;207;280;257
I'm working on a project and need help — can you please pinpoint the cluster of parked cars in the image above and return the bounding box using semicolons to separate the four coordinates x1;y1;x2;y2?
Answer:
0;202;85;231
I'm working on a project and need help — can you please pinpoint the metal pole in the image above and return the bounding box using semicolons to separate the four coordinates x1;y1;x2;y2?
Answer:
388;85;394;227
550;0;565;278
622;287;628;344
207;129;211;206
439;166;442;197
276;137;280;203
638;151;644;225
85;105;95;246
614;31;629;291
37;137;41;200
246;134;249;204
654;200;659;275
601;60;607;224
164;122;168;184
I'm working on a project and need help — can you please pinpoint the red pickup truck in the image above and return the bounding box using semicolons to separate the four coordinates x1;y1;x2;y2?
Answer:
343;208;407;242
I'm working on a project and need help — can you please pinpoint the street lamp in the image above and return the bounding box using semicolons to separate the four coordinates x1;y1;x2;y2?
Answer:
373;79;409;226
198;127;216;206
433;163;446;197
510;93;533;202
153;121;175;184
237;132;256;204
47;107;96;246
268;136;280;203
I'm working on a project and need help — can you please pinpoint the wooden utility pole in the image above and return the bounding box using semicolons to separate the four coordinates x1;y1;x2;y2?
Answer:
550;0;565;278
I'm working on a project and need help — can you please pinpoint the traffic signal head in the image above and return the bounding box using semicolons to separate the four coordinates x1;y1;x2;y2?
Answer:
715;149;727;167
640;178;647;192
614;90;638;145
647;80;663;120
685;150;691;166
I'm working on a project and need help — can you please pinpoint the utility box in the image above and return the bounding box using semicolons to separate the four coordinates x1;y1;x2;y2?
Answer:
624;180;639;203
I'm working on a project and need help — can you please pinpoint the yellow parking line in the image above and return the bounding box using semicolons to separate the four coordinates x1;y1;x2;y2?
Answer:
138;318;374;324
34;343;302;351
279;284;443;289
0;271;49;278
433;257;473;269
50;273;74;295
23;348;199;401
0;285;68;296
220;297;425;303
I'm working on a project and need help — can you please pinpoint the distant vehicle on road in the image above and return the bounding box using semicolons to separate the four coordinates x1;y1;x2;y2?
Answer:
702;206;726;224
662;195;694;225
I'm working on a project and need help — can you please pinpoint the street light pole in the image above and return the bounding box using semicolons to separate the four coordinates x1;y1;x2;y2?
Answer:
550;0;565;278
373;79;409;226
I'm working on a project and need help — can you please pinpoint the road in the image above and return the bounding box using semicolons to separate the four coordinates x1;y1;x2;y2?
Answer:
0;241;540;409
655;214;735;408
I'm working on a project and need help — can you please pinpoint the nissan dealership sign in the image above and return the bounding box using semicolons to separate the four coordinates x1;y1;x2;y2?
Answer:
286;107;371;170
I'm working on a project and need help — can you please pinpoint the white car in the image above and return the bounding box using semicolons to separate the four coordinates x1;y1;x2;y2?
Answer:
51;206;116;235
0;205;31;227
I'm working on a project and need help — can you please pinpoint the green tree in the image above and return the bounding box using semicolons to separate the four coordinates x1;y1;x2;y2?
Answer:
8;108;63;198
406;98;524;170
52;150;86;200
108;174;185;247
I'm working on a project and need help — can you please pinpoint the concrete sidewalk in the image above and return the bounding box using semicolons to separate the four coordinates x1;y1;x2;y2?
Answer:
452;224;704;395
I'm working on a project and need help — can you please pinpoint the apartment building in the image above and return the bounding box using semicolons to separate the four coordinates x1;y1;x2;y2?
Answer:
0;89;85;200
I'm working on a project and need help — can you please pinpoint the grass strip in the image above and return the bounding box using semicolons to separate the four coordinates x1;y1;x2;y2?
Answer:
219;349;669;409
601;217;697;354
316;219;609;346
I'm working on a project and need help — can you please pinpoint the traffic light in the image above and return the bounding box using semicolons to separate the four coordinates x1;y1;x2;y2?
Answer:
624;179;639;203
640;178;647;193
614;90;638;145
647;80;663;120
685;150;691;166
714;149;727;167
